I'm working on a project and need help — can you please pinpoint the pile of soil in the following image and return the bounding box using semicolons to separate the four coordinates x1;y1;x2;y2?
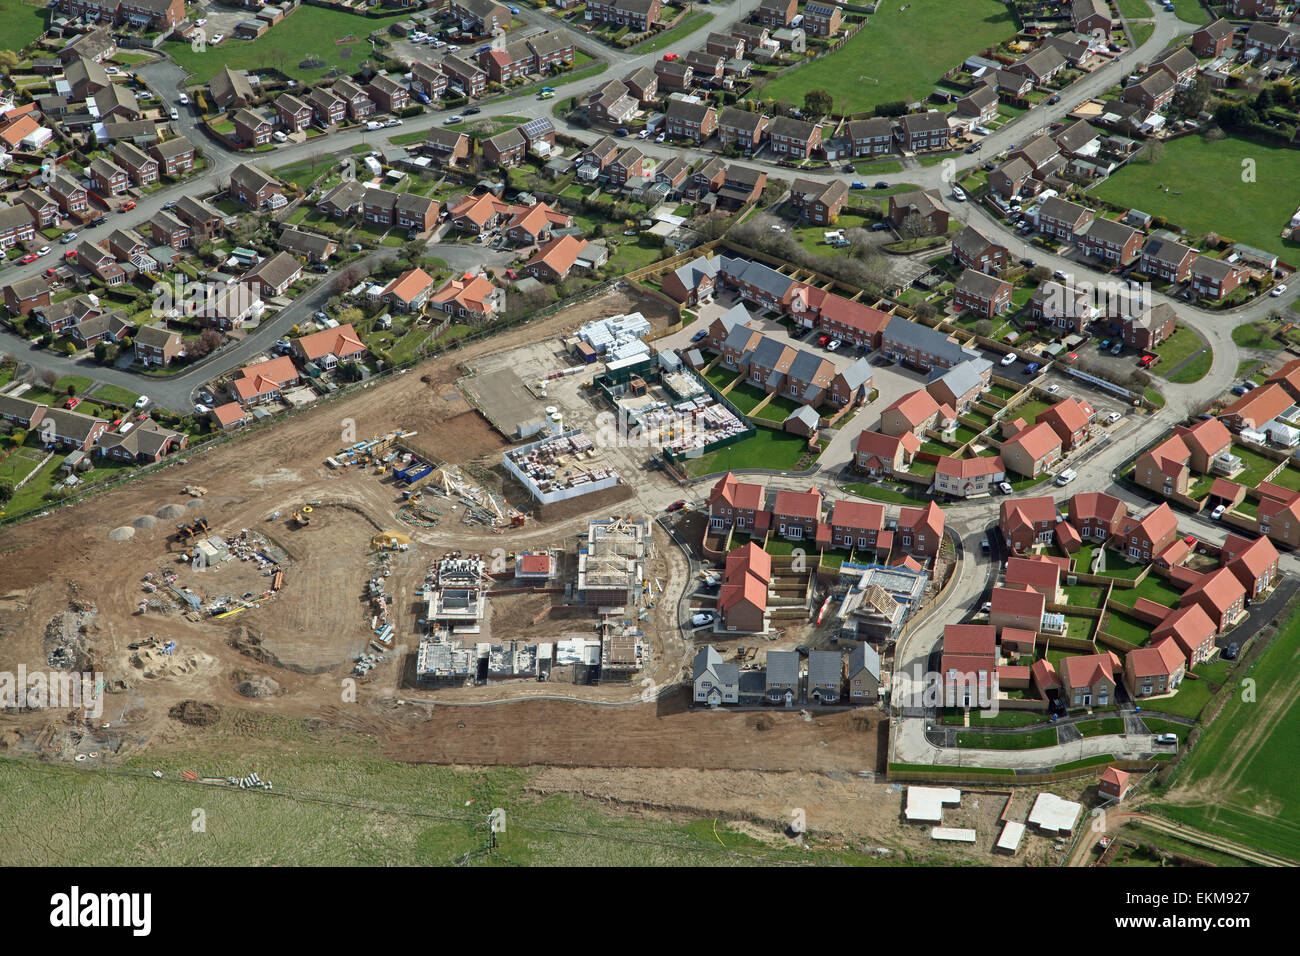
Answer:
233;672;282;699
168;700;219;726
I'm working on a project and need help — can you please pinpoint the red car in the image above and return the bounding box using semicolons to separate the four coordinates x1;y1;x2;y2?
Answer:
64;250;77;259
1184;534;1196;545
1064;351;1078;364
1139;354;1157;367
817;334;830;346
64;397;79;410
662;52;679;61
504;268;518;279
119;200;136;212
666;500;686;512
19;253;38;264
44;268;57;278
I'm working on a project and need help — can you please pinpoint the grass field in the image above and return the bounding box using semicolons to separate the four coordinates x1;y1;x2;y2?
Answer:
166;7;410;82
1232;321;1280;350
0;1;48;52
0;746;880;866
92;383;143;407
1156;604;1300;861
842;480;935;505
1094;133;1300;261
635;12;714;53
955;728;1058;750
1152;324;1211;383
684;428;814;477
758;0;1016;115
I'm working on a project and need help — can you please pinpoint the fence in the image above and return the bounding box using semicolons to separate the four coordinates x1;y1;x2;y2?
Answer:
887;757;1162;787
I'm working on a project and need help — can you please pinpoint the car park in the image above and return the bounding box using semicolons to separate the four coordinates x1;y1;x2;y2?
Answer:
827;339;841;352
817;334;830;346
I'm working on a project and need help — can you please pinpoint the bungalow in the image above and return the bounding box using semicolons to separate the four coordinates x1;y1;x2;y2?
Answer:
232;355;300;405
0;395;47;430
430;274;505;320
35;407;109;451
292;323;367;370
1219;382;1292;432
241;251;302;298
277;227;337;263
98;418;185;464
210;402;250;430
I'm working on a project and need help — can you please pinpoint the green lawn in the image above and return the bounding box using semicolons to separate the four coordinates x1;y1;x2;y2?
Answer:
54;376;94;396
1230;444;1279;487
166;7;410;82
1101;610;1152;645
757;0;1016;115
683;428;814;477
0;2;49;53
1151;324;1210;383
1076;717;1125;738
273;155;343;190
91;383;143;407
842;481;935;505
1108;575;1182;608
1094;133;1300;261
1062;584;1107;608
1114;0;1152;18
955;728;1058;750
1156;601;1300;862
1167;0;1209;24
1232;321;1280;350
721;381;769;415
1010;398;1052;425
1096;550;1149;580
634;12;714;53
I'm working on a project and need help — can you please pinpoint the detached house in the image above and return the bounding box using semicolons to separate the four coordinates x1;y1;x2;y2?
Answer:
1124;638;1186;699
111;141;158;186
951;226;1008;276
1001;422;1062;478
291;323;367;370
1001;496;1059;552
788;178;847;225
150;136;195;178
241;251;302;298
1059;652;1119;710
708;471;766;534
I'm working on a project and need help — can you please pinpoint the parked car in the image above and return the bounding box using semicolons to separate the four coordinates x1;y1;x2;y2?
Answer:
827;339;841;352
1271;284;1288;297
614;126;630;136
997;481;1013;495
464;106;481;115
951;186;966;202
691;329;708;343
272;130;288;142
134;395;151;409
314;311;328;321
1106;411;1122;424
210;33;224;45
850;180;867;190
1109;342;1122;355
1155;733;1178;745
1211;504;1226;520
1000;353;1016;367
637;129;650;139
873;181;889;189
1222;643;1239;661
1139;353;1157;367
870;222;890;231
1025;361;1041;374
90;215;107;226
178;93;189;106
119;200;136;212
35;245;50;257
443;115;463;125
964;143;980;154
366;120;384;130
64;397;79;409
1019;257;1035;267
63;250;77;259
1046;383;1060;393
662;52;679;61
655;131;666;143
817;334;830;346
60;232;78;244
169;107;179;120
690;611;714;627
1055;468;1077;486
310;262;329;273
666;500;686;512
1052;269;1069;281
1047;94;1060;105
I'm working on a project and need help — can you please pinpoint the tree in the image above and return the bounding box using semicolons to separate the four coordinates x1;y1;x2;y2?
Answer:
66;383;77;397
803;89;834;118
0;50;19;77
0;481;12;506
1181;76;1213;117
899;213;928;241
1029;265;1052;283
93;342;109;363
40;370;57;387
1142;140;1164;164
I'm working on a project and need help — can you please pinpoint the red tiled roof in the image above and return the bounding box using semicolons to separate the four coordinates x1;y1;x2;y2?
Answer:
1001;626;1037;648
771;487;823;520
935;454;1004;479
854;428;919;459
818;293;891;337
898;500;944;539
829;499;885;532
943;623;996;657
709;472;765;511
1183;566;1245;614
383;267;434;304
884;388;939;426
295;323;365;361
211;402;247;425
1127;636;1185;678
518;553;551;575
1221;382;1292;427
991;585;1045;620
1040;397;1093;437
1031;658;1059;690
1179;417;1232;458
1152;603;1215;661
1060;652;1116;690
1005;555;1059;591
1004;421;1062;461
526;234;587;275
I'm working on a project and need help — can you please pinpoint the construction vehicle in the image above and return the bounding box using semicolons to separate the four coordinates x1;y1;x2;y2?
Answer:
173;517;208;540
292;507;312;527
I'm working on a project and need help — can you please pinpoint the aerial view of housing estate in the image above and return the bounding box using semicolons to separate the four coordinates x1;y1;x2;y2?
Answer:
0;0;1295;905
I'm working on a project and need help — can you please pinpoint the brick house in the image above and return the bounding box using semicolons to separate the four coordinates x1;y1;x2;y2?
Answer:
1076;217;1143;267
133;324;183;367
1000;496;1059;552
896;111;951;152
111;141;158;186
665;101;718;143
951;226;1008;275
707;472;766;534
953;269;1012;317
1190;255;1248;300
150;136;195;177
897;501;945;558
768;116;822;158
1036;196;1095;243
769;488;824;541
1001;422;1062;478
788;178;847;225
1140;236;1199;282
1059;652;1119;710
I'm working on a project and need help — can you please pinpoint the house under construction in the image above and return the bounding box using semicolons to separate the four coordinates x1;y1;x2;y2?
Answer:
415;636;474;684
424;552;489;636
576;517;650;607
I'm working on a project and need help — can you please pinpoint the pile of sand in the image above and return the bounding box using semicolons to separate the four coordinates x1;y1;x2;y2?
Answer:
132;515;157;529
156;504;186;519
108;526;135;541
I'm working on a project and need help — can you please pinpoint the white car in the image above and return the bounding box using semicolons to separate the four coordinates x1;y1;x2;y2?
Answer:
1271;284;1288;297
826;339;841;352
690;611;715;627
1000;353;1016;367
1055;468;1078;486
104;66;120;76
1211;504;1226;520
1106;411;1122;424
169;107;179;120
447;44;460;51
951;186;966;202
998;481;1013;495
637;129;650;139
134;395;151;409
655;131;665;143
194;403;211;415
210;33;224;45
1155;733;1178;745
1046;383;1059;393
178;93;189;106
366;120;385;130
386;118;402;127
195;17;206;25
432;39;446;48
272;130;288;142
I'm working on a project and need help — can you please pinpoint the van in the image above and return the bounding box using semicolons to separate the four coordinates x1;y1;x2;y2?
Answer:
1055;468;1077;486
